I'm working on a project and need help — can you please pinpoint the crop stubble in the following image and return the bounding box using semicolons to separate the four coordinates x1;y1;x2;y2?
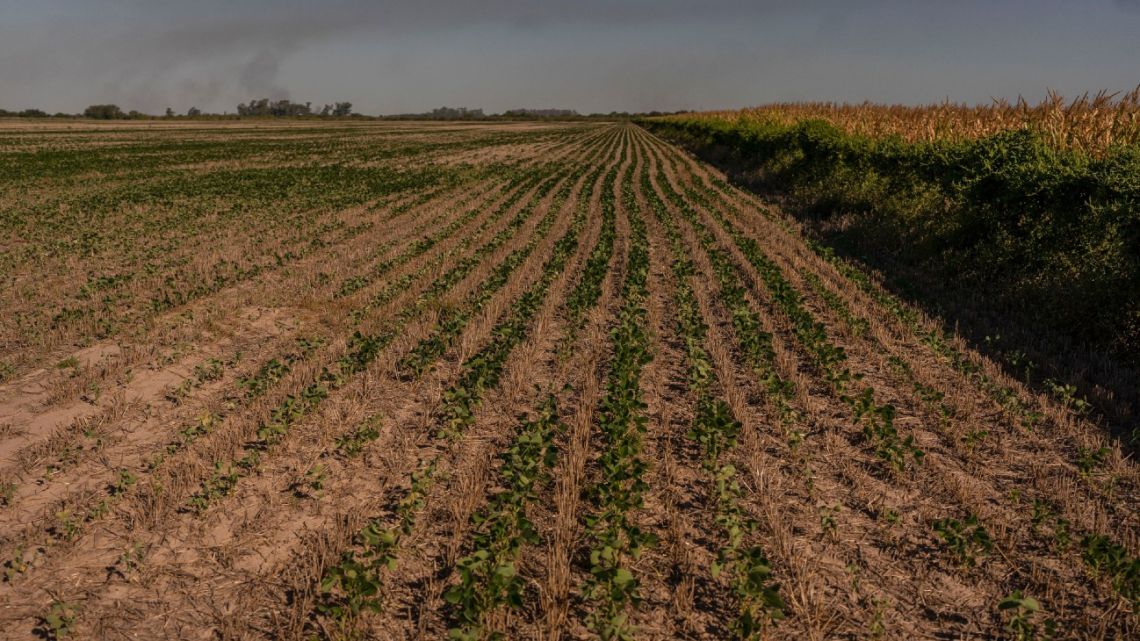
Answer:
0;120;1134;640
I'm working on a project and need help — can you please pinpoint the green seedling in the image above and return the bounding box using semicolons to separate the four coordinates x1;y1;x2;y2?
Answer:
290;464;327;499
998;591;1054;641
109;469;136;496
1076;446;1109;477
56;356;80;370
933;515;993;567
37;601;79;640
334;419;381;457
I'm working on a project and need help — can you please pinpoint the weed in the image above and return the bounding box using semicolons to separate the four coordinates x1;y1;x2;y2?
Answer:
1029;499;1052;532
334;419;382;457
193;358;224;383
186;462;239;512
1045;379;1092;416
819;504;841;539
961;429;989;452
290;465;327;499
109;469;136;497
52;509;81;542
998;591;1055;641
1080;534;1139;604
1076;446;1109;477
179;412;217;442
1052;519;1071;552
869;598;889;638
56;356;80;370
112;543;146;579
4;547;39;581
37;601;79;640
932;515;993;567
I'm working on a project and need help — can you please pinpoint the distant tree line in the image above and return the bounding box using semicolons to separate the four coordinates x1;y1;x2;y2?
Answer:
0;100;356;120
503;108;579;117
1;101;683;121
0;108;53;118
429;106;484;119
235;99;353;117
383;107;684;121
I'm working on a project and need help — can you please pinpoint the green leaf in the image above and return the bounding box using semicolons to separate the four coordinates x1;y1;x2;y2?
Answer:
613;567;635;587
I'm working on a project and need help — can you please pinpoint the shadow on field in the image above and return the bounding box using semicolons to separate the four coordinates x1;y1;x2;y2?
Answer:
653;130;1140;450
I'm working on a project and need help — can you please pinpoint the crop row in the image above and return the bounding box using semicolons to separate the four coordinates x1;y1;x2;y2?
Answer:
580;158;653;641
208;132;617;476
655;138;1140;615
332;124;619;309
437;161;612;439
706;169;1054;432
1;125;549;187
397;167;578;377
0;162;558;540
181;160;591;511
640;165;801;444
0;129;626;638
311;131;628;635
317;457;439;621
334;178;514;298
347;172;549;324
563;163;619;329
654;162;923;474
0;127;603;563
0;332;325;565
2;127;585;380
439;138;631;638
729;202;1140;609
3;127;562;253
640;149;785;637
178;136;616;508
443;398;563;640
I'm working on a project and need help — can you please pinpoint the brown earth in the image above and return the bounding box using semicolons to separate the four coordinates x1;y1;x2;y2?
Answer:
0;120;1134;640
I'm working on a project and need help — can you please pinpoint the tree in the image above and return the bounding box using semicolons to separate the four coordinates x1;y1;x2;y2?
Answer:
332;101;353;117
237;98;313;117
83;104;126;119
235;98;310;117
428;107;484;120
236;99;267;116
187;106;202;117
165;107;175;118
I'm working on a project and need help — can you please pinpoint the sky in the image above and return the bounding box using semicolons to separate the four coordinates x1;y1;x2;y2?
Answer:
1;0;1138;115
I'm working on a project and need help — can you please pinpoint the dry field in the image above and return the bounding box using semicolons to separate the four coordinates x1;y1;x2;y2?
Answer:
0;120;1135;640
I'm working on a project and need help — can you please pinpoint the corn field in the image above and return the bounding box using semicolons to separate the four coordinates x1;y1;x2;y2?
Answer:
672;88;1140;155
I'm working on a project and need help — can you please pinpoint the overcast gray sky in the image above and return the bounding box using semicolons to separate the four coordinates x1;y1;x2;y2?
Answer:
1;0;1138;115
